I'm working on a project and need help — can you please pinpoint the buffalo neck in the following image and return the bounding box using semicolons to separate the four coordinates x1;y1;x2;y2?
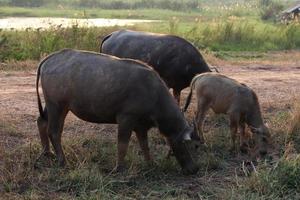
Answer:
246;105;264;129
155;94;188;140
194;53;211;73
187;59;211;81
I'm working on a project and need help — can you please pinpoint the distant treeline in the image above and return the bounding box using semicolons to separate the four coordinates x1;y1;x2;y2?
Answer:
0;0;202;11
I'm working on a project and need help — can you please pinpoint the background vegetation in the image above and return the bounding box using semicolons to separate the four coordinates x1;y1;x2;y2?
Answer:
1;20;300;61
0;0;258;11
0;0;299;61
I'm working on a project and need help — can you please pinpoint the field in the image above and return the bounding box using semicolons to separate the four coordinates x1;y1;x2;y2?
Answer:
1;51;300;199
1;0;300;199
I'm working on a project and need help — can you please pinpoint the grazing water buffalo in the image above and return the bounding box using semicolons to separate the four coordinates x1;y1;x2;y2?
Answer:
183;73;270;158
100;29;211;104
36;49;200;174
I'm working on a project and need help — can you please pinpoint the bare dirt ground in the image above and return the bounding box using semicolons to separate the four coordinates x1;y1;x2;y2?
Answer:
0;51;300;153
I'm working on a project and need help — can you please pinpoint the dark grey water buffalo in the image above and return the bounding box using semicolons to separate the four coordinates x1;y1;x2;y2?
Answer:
36;49;200;174
100;29;211;104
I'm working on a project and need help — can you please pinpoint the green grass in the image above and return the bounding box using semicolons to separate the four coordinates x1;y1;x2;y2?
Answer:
289;101;300;153
182;19;300;51
0;1;299;61
1;18;299;62
236;154;300;199
0;3;260;21
0;6;204;20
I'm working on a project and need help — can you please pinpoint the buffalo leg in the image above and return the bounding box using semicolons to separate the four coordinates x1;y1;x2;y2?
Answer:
239;122;248;154
135;129;152;161
116;116;134;171
47;102;68;167
195;99;209;144
37;108;51;156
229;113;240;154
173;89;181;105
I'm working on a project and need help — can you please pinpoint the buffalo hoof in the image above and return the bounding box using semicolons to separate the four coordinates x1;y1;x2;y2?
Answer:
57;158;66;167
112;164;127;173
34;151;56;169
182;165;199;175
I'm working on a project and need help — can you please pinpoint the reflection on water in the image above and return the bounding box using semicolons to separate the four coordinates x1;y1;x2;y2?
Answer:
0;17;158;30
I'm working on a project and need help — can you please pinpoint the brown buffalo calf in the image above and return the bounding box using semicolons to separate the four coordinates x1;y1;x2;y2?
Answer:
183;73;270;158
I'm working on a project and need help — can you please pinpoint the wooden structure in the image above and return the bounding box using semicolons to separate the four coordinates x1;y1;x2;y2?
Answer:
281;3;300;22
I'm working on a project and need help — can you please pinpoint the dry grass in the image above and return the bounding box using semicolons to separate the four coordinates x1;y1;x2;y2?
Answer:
0;52;300;199
288;100;300;153
0;133;237;199
0;60;38;71
1;108;299;199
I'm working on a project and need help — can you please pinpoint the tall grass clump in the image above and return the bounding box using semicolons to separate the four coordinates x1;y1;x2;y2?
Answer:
283;23;300;49
0;25;119;61
1;19;300;61
184;19;300;51
241;153;300;199
289;101;300;152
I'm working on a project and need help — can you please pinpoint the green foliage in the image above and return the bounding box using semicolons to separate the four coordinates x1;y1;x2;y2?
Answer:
258;0;284;21
2;0;203;11
9;0;47;7
1;19;300;61
183;19;300;51
0;25;118;61
258;0;272;7
289;102;300;153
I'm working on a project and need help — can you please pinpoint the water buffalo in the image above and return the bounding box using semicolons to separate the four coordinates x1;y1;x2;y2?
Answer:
100;29;211;104
36;49;200;174
183;73;270;158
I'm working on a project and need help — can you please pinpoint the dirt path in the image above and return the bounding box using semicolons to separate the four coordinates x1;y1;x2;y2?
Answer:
0;52;300;151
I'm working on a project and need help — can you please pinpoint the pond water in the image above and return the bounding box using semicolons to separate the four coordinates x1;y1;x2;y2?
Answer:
0;17;158;30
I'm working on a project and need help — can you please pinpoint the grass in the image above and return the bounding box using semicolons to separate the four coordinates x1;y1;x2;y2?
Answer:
183;19;300;51
289;101;300;153
0;0;262;22
0;6;204;20
0;19;299;62
0;25;116;61
0;119;21;138
228;103;300;199
0;133;223;199
236;152;300;199
0;2;299;198
0;2;299;62
1;105;300;199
